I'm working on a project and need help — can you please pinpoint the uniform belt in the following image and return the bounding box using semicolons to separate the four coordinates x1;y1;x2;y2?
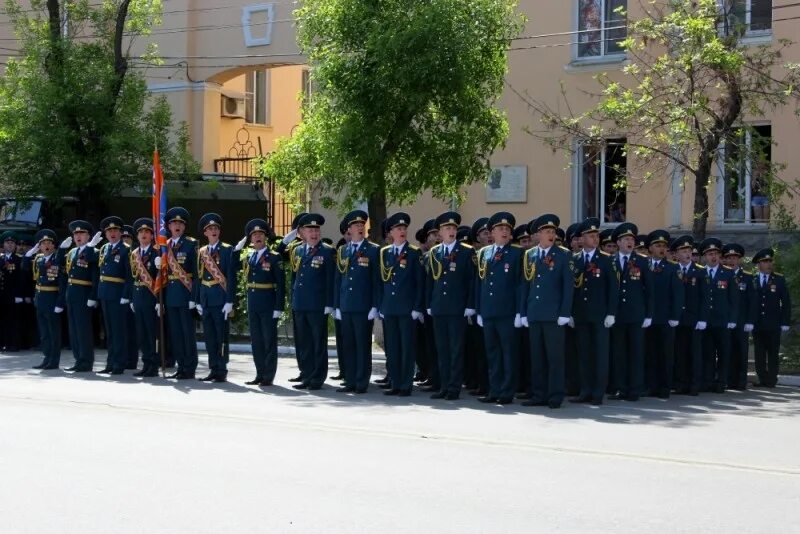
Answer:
168;274;193;281
36;284;59;292
100;275;125;284
134;281;151;287
201;280;222;287
246;282;276;290
68;278;93;287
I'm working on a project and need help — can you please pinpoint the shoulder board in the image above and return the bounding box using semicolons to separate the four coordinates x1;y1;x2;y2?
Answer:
186;236;197;242
722;265;734;270
459;243;473;249
14;253;21;258
431;243;443;251
220;242;231;248
667;259;677;265
694;263;704;269
742;269;752;275
408;244;419;251
269;250;281;257
599;250;611;256
478;245;491;255
200;244;208;252
321;242;334;250
367;241;380;247
510;243;521;249
774;272;784;277
558;245;570;252
123;242;130;249
380;245;391;252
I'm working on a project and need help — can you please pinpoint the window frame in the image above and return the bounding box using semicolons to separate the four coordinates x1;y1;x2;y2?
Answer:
574;0;628;62
718;0;772;42
572;137;628;224
245;69;271;127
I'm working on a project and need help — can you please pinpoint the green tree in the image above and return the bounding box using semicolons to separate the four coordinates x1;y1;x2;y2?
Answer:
262;0;523;239
521;0;800;238
0;0;199;220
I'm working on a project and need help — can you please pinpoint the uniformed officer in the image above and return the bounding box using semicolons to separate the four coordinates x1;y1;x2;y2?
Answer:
563;222;583;396
162;207;199;380
128;218;162;377
750;248;791;388
426;211;476;400
276;212;306;383
121;225;139;370
697;237;739;393
289;213;334;390
608;222;654;402
634;235;649;257
379;212;424;396
555;227;566;248
465;217;490;396
23;230;65;370
195;213;236;382
0;231;23;352
62;221;101;372
566;223;582;253
513;225;533;249
692;245;702;265
570;217;618;405
722;243;756;390
475;212;524;404
16;235;38;350
600;229;618;255
331;218;350;382
334;210;382;394
670;236;704;396
238;219;287;386
420;218;442;392
644;229;684;398
513;224;533;397
520;215;574;408
96;216;131;375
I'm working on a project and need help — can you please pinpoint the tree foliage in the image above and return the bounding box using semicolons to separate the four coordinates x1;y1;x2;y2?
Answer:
0;0;199;220
262;0;523;237
521;0;800;238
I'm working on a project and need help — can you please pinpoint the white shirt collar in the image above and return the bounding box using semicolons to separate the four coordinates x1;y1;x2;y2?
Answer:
351;240;364;249
541;246;551;255
582;248;596;257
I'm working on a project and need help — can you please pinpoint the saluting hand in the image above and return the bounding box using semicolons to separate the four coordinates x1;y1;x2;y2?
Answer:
59;236;73;250
282;228;298;245
25;243;40;257
234;236;248;252
88;232;103;247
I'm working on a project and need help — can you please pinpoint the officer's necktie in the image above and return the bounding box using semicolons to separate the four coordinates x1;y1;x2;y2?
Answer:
539;249;544;261
710;267;715;280
584;252;589;265
683;266;688;277
621;255;627;271
761;274;766;287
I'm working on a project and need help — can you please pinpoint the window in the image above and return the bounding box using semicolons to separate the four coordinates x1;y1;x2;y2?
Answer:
245;69;271;126
720;0;772;37
577;0;627;59
576;139;627;222
720;124;771;223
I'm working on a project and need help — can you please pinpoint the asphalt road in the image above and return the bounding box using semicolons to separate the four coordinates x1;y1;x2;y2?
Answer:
1;350;799;533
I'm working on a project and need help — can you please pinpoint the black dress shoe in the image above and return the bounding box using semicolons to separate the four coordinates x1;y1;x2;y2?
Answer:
110;369;124;375
259;381;274;387
374;376;389;384
199;374;216;382
142;370;159;377
73;367;92;373
379;383;392;390
97;368;112;374
355;388;367;394
444;392;459;400
42;365;60;370
307;385;322;391
177;373;195;380
133;370;147;377
521;399;548;407
288;376;303;383
469;388;487;396
330;374;343;381
62;365;77;371
32;362;46;369
569;396;591;403
384;389;401;396
398;389;411;397
212;376;227;383
245;377;263;385
336;386;355;393
516;392;532;400
167;371;182;379
125;365;138;370
590;398;603;406
293;383;310;390
624;395;640;401
548;402;562;409
421;385;440;392
430;391;447;399
497;397;513;405
478;396;499;403
607;393;626;400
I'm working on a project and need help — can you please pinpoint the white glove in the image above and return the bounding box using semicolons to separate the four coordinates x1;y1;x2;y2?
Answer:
379;313;385;320
130;303;135;313
14;297;22;304
411;311;422;321
781;325;790;333
155;303;161;317
604;315;615;328
188;301;196;310
87;232;103;247
477;315;484;327
335;309;342;321
324;306;334;315
513;314;522;328
282;228;298;244
54;306;63;314
642;318;652;328
222;302;233;320
426;308;432;316
464;308;476;317
234;236;248;252
743;323;754;332
59;236;73;249
726;322;736;330
568;317;575;328
87;299;97;308
25;243;40;257
417;314;425;324
24;297;31;304
695;321;707;331
521;316;529;328
367;307;379;321
668;320;679;328
273;310;282;319
557;316;570;326
196;304;203;316
154;256;162;269
120;298;129;305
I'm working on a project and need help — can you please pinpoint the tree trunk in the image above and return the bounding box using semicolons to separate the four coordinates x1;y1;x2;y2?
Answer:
367;178;387;243
691;155;713;239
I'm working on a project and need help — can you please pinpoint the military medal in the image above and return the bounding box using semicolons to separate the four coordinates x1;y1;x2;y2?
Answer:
449;262;456;272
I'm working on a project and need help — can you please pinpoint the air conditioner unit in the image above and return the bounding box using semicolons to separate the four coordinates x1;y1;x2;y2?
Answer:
221;94;246;119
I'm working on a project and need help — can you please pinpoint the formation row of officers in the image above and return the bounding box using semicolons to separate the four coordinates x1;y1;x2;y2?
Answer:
5;206;791;408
